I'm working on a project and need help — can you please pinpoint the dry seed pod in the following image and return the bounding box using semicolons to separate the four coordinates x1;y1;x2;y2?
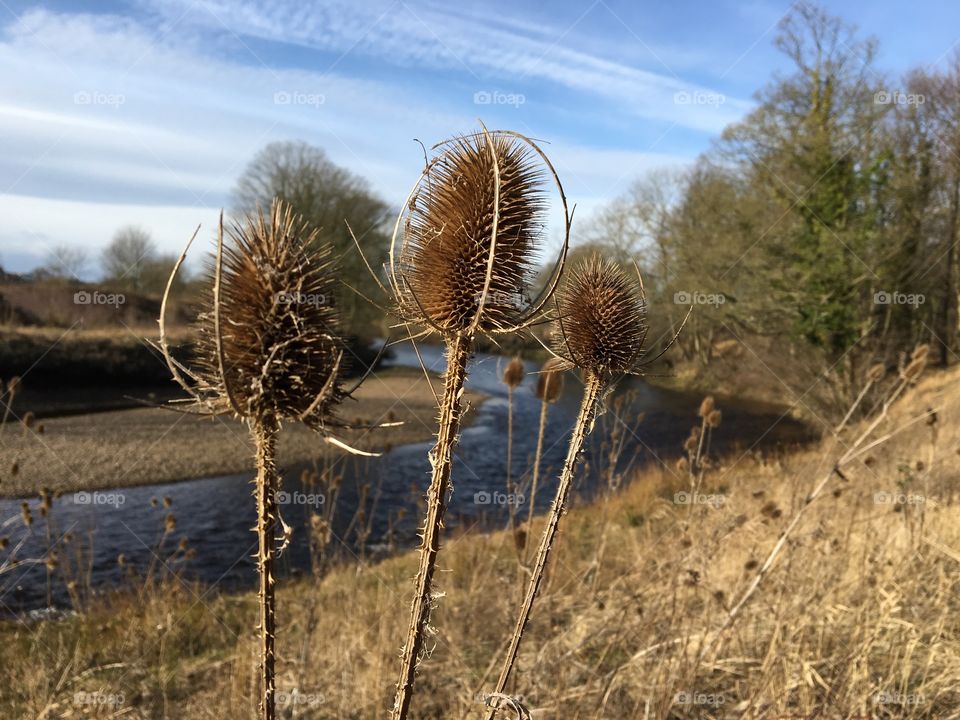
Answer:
903;355;926;381
707;409;723;428
192;201;346;427
554;256;648;378
390;129;567;337
866;363;885;383
502;357;525;388
698;396;715;418
536;357;565;403
911;343;930;362
676;456;690;473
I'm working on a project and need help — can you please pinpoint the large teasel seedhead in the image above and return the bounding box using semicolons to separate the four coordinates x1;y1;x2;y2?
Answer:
390;128;569;337
196;201;344;424
162;200;347;430
555;256;649;379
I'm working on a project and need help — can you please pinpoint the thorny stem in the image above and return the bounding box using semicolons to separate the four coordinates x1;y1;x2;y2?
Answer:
392;333;471;720
524;398;551;559
485;372;604;718
505;386;517;535
253;418;279;720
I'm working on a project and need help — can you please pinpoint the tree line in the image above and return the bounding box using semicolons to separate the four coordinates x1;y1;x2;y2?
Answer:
581;3;960;403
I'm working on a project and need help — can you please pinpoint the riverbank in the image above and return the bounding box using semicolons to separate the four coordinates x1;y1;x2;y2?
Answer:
2;363;958;717
0;366;484;498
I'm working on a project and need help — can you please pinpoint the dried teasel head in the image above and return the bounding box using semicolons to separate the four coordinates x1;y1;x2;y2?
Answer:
553;256;648;378
706;409;723;429
502;357;525;389
191;199;346;428
390;128;568;336
902;356;926;382
536;357;566;403
698;396;715;418
866;363;885;383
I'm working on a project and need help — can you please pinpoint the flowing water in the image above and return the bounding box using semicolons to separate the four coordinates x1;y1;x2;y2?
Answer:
0;344;811;614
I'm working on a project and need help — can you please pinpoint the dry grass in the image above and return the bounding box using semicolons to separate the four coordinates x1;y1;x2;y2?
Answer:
3;366;960;718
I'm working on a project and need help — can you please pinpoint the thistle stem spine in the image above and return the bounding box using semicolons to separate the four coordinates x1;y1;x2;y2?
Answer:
392;333;471;720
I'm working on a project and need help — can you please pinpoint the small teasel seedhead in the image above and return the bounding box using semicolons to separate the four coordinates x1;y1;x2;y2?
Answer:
502;357;525;389
698;396;715;418
536;357;565;403
554;256;648;379
866;363;885;383
707;409;723;429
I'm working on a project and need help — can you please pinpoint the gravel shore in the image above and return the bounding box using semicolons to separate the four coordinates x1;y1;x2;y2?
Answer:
0;367;483;498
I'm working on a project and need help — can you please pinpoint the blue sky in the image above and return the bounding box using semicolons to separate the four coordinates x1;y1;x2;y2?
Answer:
2;0;959;276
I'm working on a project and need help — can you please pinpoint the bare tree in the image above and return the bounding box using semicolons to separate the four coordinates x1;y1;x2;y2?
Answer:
42;244;89;280
101;226;157;291
233;141;392;335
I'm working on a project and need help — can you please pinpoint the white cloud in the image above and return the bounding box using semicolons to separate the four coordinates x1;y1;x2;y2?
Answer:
143;0;752;132
0;194;219;276
0;5;726;273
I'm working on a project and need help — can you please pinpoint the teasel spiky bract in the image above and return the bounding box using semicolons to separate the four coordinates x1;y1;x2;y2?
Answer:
388;126;570;720
157;199;375;720
485;256;683;718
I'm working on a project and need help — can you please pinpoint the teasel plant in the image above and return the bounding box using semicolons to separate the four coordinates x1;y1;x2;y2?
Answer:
483;256;686;718
523;356;565;558
155;199;386;720
502;356;525;537
357;125;571;720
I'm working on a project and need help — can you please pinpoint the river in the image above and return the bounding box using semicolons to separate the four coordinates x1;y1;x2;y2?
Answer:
0;344;810;614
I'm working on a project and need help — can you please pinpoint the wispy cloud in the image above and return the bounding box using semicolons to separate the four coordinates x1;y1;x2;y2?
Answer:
0;2;740;272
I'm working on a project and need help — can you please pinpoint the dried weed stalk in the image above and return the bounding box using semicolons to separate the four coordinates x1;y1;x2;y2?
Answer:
387;127;570;720
157;199;365;720
484;256;681;717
